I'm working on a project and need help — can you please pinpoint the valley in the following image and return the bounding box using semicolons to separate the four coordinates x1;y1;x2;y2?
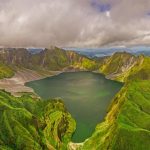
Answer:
25;71;123;143
0;47;98;96
1;1;150;149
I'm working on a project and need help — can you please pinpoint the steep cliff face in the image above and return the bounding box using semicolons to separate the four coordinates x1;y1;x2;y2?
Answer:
127;56;150;81
99;52;142;82
0;48;31;68
0;91;76;150
101;53;150;82
0;47;98;72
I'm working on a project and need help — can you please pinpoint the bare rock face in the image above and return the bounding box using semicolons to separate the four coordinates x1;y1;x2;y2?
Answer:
0;47;98;71
99;51;144;81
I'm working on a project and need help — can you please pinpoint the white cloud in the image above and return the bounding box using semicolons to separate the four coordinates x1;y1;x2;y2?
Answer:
106;11;110;18
0;0;150;47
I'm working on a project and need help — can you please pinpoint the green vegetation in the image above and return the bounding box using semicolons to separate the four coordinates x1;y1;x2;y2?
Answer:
0;64;14;79
0;47;98;72
31;48;98;71
99;52;135;74
0;91;76;150
0;49;149;149
127;56;150;81
99;52;138;82
80;80;150;150
31;47;71;70
78;56;150;150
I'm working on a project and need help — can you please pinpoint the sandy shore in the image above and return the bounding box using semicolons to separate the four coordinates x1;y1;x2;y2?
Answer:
0;68;88;97
0;69;61;96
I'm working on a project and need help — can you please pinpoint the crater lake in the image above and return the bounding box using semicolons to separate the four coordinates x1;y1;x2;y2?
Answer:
25;71;123;142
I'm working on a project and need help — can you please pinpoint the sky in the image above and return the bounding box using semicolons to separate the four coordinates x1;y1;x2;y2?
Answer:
0;0;150;48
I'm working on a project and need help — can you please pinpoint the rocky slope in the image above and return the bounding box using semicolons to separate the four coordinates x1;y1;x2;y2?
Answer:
0;69;61;96
99;52;143;82
76;53;150;150
0;47;98;95
99;51;150;82
0;47;98;72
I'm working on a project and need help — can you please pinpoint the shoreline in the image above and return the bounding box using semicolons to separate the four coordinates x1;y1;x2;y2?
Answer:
0;69;124;149
0;69;114;97
0;69;62;96
0;69;89;96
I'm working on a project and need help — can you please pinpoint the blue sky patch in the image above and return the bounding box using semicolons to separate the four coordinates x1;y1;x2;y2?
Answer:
147;12;150;16
91;0;111;12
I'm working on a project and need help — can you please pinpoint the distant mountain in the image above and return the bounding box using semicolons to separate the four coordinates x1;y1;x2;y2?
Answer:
133;50;150;56
27;48;44;54
0;47;98;73
64;46;150;58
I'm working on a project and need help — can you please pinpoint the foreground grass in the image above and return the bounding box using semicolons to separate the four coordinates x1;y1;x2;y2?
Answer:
0;91;76;150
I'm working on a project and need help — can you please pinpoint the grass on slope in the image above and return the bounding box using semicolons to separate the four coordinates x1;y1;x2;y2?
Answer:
0;64;14;79
115;55;150;82
31;47;71;71
0;91;76;150
100;52;135;75
80;80;150;150
0;47;98;72
79;56;150;150
128;56;150;81
30;47;98;71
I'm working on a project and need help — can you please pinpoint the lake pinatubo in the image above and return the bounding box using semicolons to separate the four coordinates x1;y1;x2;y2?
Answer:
25;71;123;142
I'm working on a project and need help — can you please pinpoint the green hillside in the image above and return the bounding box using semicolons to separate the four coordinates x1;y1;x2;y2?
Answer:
0;64;14;79
80;80;150;150
100;52;134;74
100;53;150;82
0;50;149;149
0;91;75;150
30;48;98;71
0;47;98;72
79;55;150;150
128;56;150;81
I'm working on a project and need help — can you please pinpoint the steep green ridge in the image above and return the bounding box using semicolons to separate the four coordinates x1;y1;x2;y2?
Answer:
0;47;98;72
0;91;76;150
79;55;150;150
127;56;150;81
99;52;150;82
80;80;150;150
99;52;140;82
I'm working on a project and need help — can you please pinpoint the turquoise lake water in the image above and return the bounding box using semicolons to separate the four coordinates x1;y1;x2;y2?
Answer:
25;71;123;142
